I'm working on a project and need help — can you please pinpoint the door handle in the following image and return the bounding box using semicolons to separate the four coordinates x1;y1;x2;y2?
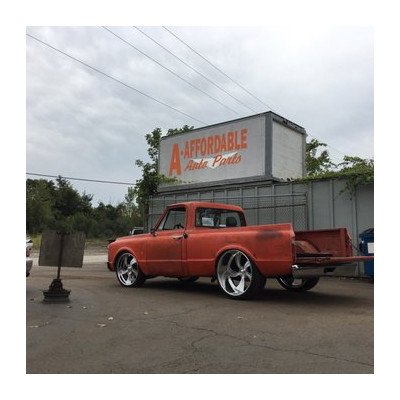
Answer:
172;233;188;240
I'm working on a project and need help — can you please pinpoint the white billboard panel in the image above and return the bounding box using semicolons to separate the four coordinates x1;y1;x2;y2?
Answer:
159;112;305;186
272;121;305;179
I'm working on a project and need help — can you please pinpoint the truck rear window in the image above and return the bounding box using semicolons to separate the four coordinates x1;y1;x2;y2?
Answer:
195;208;245;228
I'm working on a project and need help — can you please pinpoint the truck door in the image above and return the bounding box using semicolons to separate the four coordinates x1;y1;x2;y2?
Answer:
146;206;186;275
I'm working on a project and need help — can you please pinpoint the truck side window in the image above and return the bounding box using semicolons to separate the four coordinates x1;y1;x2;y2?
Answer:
158;207;186;230
195;208;244;228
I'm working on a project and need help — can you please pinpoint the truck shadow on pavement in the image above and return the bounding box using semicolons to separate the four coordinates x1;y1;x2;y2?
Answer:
136;278;371;307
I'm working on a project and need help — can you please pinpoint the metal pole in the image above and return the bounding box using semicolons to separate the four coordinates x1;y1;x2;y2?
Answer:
56;231;65;280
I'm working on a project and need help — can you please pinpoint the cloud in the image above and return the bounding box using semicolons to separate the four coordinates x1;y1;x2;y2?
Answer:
26;26;374;204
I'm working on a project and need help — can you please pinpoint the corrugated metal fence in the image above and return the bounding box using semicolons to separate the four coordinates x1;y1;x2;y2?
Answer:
148;178;374;276
148;193;308;231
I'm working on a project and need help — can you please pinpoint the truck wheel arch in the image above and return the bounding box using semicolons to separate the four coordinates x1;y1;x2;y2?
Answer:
215;245;257;270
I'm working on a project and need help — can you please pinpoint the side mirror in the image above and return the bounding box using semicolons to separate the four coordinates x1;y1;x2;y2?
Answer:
150;228;156;236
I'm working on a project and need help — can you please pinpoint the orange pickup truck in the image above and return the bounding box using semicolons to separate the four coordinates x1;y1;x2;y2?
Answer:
108;202;373;299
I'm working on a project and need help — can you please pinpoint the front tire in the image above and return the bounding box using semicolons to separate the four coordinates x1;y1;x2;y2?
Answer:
115;252;146;287
277;277;319;292
216;250;265;299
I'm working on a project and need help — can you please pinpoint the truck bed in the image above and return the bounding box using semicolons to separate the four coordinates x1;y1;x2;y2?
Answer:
292;228;373;278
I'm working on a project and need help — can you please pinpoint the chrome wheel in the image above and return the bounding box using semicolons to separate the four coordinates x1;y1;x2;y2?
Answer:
277;277;319;292
217;250;257;298
116;252;145;287
279;277;304;288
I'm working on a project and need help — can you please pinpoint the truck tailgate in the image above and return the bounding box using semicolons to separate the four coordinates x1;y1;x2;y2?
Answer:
292;228;374;277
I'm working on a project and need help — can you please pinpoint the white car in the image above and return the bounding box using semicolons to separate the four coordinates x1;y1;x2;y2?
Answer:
129;227;144;236
26;238;33;277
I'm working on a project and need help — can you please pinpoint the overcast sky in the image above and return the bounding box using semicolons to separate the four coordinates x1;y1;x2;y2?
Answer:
26;26;374;205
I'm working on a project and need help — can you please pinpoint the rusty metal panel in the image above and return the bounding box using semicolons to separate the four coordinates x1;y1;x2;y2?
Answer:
39;231;86;268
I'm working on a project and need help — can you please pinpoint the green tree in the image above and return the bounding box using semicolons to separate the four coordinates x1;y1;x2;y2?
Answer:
134;125;194;220
122;187;143;227
336;156;374;193
54;176;93;219
26;176;95;234
26;176;143;237
306;138;336;177
26;179;56;234
304;139;374;193
91;202;132;238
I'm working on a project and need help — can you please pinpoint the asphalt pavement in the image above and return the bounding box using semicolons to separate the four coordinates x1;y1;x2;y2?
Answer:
26;256;374;374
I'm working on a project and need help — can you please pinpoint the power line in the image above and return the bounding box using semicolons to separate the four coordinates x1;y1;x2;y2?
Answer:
27;30;352;162
161;27;346;160
163;26;276;112
306;132;348;162
134;26;259;114
161;27;351;160
26;172;135;186
102;26;242;117
26;32;208;125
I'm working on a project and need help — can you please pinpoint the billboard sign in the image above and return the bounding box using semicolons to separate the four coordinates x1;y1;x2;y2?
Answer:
159;114;267;184
159;112;306;186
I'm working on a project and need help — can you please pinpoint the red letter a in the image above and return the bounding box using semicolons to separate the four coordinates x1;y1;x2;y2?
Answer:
169;143;182;176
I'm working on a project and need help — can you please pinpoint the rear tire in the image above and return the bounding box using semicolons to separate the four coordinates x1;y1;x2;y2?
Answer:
277;277;319;292
216;250;265;299
115;252;146;287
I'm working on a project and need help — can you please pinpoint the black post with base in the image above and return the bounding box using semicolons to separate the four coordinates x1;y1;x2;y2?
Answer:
43;232;71;303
